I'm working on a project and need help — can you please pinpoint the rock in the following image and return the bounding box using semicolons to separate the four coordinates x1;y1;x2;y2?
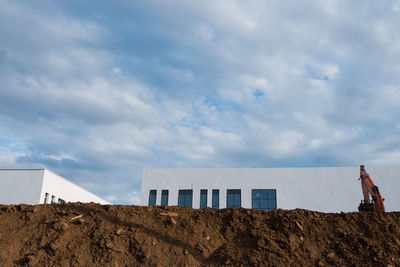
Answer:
49;242;58;251
26;255;38;265
105;240;113;249
170;218;177;225
116;228;123;236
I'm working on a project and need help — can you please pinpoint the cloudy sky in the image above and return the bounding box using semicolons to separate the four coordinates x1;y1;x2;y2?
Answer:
1;1;400;204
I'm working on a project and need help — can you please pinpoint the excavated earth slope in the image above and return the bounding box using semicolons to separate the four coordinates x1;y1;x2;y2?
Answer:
0;203;399;266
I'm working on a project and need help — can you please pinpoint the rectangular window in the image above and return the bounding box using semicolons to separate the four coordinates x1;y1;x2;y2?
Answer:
212;189;219;209
161;190;169;206
148;190;157;206
252;189;277;211
58;198;65;204
51;195;56;204
178;189;193;207
200;189;207;208
44;193;49;204
227;189;241;208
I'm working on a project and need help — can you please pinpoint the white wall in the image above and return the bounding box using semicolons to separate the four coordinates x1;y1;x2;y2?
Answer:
0;169;109;205
0;169;44;204
40;169;110;204
141;167;400;212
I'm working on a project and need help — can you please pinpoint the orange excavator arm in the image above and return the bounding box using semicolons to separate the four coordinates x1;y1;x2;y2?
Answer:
359;165;385;212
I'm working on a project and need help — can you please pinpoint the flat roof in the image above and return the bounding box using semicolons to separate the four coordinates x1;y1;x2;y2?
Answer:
0;169;45;170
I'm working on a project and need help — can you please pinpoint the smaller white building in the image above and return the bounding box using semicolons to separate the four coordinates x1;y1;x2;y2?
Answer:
0;169;109;205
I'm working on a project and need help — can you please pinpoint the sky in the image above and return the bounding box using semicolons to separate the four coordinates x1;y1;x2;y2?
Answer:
1;1;400;204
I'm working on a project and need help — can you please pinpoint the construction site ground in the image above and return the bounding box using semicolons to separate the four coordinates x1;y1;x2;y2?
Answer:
0;203;399;266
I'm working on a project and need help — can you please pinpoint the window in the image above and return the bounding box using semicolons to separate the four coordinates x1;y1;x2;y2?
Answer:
252;189;277;210
58;198;65;204
178;190;193;207
227;189;241;208
44;193;49;204
200;189;207;208
51;195;56;204
148;190;157;206
212;189;219;209
161;190;169;206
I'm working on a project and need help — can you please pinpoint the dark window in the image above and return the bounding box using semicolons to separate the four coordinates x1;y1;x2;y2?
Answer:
161;190;169;206
178;190;193;207
227;189;241;208
58;198;65;204
148;190;157;206
252;189;277;210
200;189;207;208
212;189;219;209
51;195;56;204
44;193;49;204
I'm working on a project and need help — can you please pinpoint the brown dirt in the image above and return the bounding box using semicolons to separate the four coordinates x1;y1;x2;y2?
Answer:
0;203;399;266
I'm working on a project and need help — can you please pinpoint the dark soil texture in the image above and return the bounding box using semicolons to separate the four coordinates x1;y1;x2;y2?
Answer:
0;203;399;266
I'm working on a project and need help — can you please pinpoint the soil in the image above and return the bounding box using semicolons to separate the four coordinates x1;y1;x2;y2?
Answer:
0;203;399;266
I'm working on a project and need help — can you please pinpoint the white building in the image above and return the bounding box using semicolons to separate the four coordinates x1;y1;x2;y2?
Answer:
141;166;400;212
0;169;109;205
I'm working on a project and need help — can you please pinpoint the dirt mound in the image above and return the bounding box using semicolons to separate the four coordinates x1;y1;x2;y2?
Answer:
0;203;399;266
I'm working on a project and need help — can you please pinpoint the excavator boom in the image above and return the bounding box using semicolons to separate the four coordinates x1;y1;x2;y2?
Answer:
358;165;385;212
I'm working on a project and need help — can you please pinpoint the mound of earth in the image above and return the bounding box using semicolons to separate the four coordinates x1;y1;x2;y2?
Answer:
0;203;399;266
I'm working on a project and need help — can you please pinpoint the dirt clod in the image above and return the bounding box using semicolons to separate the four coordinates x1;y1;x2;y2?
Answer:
53;220;69;231
0;203;399;266
327;252;336;260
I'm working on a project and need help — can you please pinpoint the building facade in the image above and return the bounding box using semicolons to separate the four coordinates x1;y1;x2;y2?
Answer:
0;169;109;205
141;167;400;212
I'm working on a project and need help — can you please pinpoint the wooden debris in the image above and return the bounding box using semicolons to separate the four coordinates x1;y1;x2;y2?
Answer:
295;221;303;231
70;214;83;222
159;212;178;217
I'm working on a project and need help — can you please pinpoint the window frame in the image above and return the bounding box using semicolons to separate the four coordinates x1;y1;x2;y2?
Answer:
178;189;193;207
44;193;49;204
161;190;169;206
212;189;219;209
251;189;277;211
226;189;241;208
200;189;207;208
148;190;157;206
